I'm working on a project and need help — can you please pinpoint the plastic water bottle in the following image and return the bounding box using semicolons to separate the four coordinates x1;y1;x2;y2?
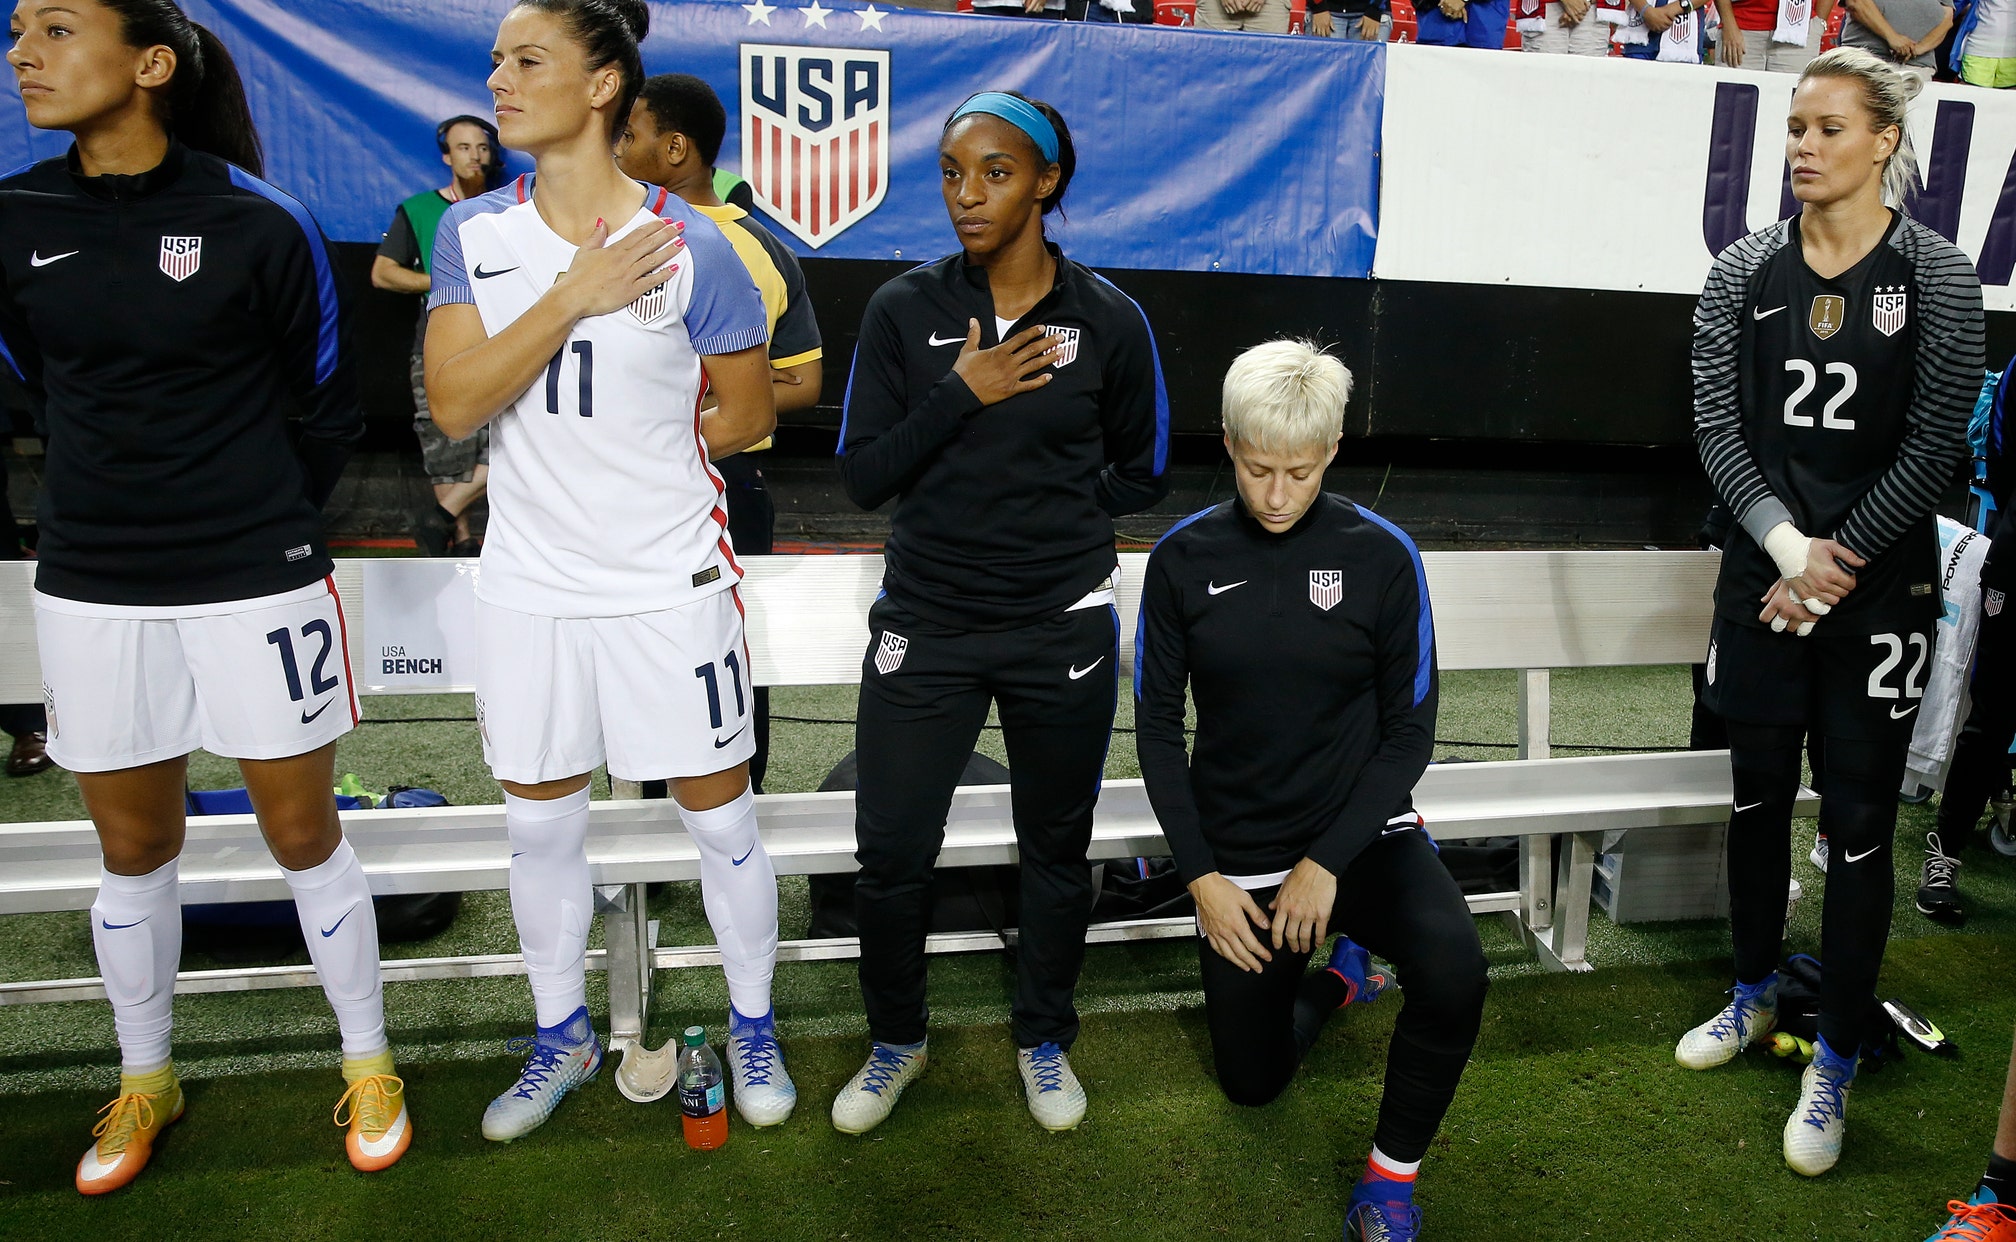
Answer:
678;1025;728;1150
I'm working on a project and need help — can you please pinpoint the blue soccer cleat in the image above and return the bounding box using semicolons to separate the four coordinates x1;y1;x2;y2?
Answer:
1346;1197;1422;1242
482;1006;602;1142
1326;936;1391;1007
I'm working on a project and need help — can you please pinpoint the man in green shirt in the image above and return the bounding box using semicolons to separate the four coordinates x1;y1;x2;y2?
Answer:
372;116;504;555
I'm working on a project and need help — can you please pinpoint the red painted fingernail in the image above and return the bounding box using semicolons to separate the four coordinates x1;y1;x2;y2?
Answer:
595;217;604;228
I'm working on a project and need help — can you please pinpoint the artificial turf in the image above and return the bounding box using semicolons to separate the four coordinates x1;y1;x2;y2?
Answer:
1;667;2013;1240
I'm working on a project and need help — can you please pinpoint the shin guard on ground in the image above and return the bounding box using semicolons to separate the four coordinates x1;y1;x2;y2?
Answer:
506;787;592;1028
681;786;779;1017
1723;723;1806;985
283;838;388;1058
91;859;183;1074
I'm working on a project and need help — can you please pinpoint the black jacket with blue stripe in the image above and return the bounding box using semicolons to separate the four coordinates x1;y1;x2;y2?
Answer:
1134;494;1439;884
0;143;362;605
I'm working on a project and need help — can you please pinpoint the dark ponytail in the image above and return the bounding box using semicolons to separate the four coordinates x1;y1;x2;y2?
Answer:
512;0;649;141
101;1;264;175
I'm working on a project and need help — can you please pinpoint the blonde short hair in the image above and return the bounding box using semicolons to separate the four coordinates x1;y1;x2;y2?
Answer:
1799;47;1925;208
1220;339;1351;454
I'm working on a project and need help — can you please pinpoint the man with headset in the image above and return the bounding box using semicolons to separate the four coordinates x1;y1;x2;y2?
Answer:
372;115;506;556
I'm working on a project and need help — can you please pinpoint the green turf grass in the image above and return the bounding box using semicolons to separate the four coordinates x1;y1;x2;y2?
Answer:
2;666;2013;1239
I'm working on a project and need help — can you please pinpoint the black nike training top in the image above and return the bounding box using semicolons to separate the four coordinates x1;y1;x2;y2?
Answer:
1693;212;1984;634
0;144;363;606
837;245;1171;631
1134;494;1439;884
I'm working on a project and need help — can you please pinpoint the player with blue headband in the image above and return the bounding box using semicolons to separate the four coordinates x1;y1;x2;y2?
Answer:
830;89;1172;1139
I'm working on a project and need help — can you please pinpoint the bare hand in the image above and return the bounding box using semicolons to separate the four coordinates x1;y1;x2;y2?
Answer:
1308;9;1335;35
1642;3;1678;31
1562;0;1590;20
1024;0;1047;12
1889;34;1916;58
556;217;685;320
1759;578;1823;636
1269;857;1338;955
1789;537;1865;609
950;320;1058;406
1437;0;1465;18
1718;24;1744;63
1191;874;1273;973
1358;13;1383;34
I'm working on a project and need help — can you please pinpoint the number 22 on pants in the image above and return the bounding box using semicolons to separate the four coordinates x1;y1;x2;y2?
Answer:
1867;632;1928;707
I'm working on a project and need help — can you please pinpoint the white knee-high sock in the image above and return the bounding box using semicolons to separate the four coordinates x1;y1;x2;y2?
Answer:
506;787;592;1028
283;838;388;1059
681;787;778;1017
92;859;183;1074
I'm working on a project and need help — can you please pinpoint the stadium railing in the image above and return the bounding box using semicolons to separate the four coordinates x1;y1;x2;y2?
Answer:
0;552;1815;1045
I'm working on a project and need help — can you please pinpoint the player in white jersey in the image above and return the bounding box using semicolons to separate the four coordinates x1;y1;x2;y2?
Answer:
422;0;786;1142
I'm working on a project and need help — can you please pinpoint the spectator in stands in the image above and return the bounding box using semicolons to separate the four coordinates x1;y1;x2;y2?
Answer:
1517;0;1609;53
1415;0;1513;47
1195;0;1294;34
1951;0;2016;84
1310;0;1392;39
618;73;825;795
1715;0;1836;69
371;116;505;556
1612;0;1731;62
973;0;1069;17
1842;0;1954;80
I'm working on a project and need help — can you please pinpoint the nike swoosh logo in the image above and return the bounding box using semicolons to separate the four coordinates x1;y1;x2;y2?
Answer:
320;905;358;938
731;846;755;866
99;917;147;930
301;699;333;725
714;725;748;748
1753;305;1787;320
30;249;78;267
927;332;964;346
1734;801;1762;813
1207;580;1248;596
473;263;519;279
1890;704;1919;719
1843;846;1882;863
1069;658;1106;680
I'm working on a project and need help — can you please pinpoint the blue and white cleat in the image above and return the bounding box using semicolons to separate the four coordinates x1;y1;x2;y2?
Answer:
728;1007;797;1127
1346;1198;1423;1242
1326;936;1391;1007
481;1006;603;1142
1783;1038;1854;1176
1675;978;1777;1070
831;1039;927;1135
1016;1042;1087;1132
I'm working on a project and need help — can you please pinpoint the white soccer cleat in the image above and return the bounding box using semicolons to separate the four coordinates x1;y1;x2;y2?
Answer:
830;1040;927;1135
1675;983;1777;1070
481;1008;603;1142
1783;1048;1854;1176
1017;1042;1087;1132
727;1008;797;1127
1809;834;1829;873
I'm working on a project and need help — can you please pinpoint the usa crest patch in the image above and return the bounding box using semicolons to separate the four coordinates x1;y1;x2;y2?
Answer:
1872;286;1907;337
875;631;909;675
1044;326;1081;368
1310;570;1343;612
628;283;668;327
1989;590;2006;618
159;236;202;282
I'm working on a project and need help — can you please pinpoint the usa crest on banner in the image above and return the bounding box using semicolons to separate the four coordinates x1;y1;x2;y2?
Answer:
875;631;909;675
159;236;202;282
741;44;891;249
1873;286;1908;337
1310;570;1344;612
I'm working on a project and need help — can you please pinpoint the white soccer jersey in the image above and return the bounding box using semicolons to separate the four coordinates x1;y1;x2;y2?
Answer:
429;176;768;618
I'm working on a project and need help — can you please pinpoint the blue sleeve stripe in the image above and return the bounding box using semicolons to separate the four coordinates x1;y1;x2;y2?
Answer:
227;165;339;385
1134;504;1219;698
836;343;861;457
0;327;23;384
694;325;770;356
1354;504;1435;709
1090;270;1171;477
429;284;475;309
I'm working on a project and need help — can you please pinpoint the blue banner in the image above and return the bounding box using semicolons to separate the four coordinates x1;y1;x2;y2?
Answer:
0;0;1381;278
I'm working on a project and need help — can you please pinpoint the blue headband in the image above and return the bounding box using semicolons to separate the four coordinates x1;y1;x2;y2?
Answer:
949;93;1060;166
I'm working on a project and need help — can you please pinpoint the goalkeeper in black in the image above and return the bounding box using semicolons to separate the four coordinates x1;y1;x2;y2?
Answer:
1135;340;1487;1242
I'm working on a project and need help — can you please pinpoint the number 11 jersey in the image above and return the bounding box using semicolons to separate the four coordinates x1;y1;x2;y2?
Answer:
429;176;769;619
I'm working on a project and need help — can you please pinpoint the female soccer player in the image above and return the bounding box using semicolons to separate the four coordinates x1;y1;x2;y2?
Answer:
1681;47;1984;1177
832;91;1170;1135
1;0;406;1191
423;0;785;1141
1136;341;1488;1242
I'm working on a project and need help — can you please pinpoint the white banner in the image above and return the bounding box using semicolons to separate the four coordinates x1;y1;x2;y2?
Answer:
359;559;481;693
1377;44;2016;313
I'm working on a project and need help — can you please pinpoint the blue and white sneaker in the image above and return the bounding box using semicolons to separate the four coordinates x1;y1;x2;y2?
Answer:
830;1039;927;1135
727;1007;796;1127
1016;1042;1087;1132
1327;937;1391;1007
1346;1198;1422;1242
481;1006;602;1142
1675;977;1777;1070
1784;1037;1854;1176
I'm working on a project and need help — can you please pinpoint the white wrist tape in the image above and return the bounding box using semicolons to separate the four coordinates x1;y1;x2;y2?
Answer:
1762;522;1813;580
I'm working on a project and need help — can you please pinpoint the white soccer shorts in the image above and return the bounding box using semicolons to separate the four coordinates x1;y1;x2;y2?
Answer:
34;578;360;772
474;587;757;784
